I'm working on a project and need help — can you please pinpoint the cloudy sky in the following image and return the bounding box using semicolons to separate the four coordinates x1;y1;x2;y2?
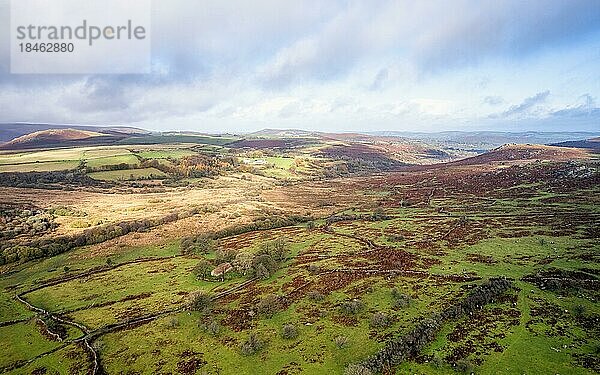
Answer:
1;0;599;133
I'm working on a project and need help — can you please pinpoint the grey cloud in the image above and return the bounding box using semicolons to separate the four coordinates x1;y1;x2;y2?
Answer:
498;91;550;118
369;68;389;91
412;0;600;71
483;96;504;106
551;94;598;118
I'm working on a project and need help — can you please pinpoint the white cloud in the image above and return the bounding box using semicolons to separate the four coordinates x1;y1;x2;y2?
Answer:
0;0;599;132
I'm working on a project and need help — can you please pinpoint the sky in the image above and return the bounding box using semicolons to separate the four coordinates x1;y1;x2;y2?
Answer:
0;0;599;133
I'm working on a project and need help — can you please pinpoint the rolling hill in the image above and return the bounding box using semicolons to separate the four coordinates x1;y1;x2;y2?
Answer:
0;123;149;143
0;128;127;150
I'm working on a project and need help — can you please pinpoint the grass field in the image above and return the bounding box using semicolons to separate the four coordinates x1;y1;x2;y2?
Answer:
136;149;197;159
85;154;140;169
0;160;80;172
116;135;237;146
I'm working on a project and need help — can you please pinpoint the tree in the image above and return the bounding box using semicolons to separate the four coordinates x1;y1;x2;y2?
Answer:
255;263;270;280
193;259;213;280
181;236;215;255
215;248;236;263
252;254;277;279
233;252;253;276
271;237;288;262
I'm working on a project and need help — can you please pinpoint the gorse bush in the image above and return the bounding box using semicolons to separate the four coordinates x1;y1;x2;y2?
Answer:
370;312;391;328
391;288;412;308
281;324;298;340
340;299;364;315
165;317;179;329
307;290;325;301
344;364;373;375
240;333;265;356
202;319;220;336
456;358;475;374
257;294;282;317
187;291;213;315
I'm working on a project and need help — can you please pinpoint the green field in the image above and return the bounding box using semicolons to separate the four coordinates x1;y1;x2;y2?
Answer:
85;154;140;169
136;149;197;159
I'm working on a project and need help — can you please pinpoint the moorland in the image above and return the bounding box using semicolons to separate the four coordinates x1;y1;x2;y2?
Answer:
0;125;598;375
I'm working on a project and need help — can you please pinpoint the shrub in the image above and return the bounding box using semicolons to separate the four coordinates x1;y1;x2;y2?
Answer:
344;364;373;375
391;288;412;308
334;335;349;348
202;319;220;336
307;290;325;301
340;299;364;315
257;294;281;317
307;264;320;274
431;352;444;368
573;304;586;318
187;291;213;315
240;333;265;355
370;312;391;328
281;324;299;340
386;234;405;242
165;317;179;329
45;318;67;338
456;359;475;374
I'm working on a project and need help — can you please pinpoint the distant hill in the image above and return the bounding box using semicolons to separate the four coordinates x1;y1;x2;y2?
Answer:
448;144;590;166
370;131;600;150
0;123;149;143
248;129;319;138
551;137;600;151
0;128;127;150
5;128;102;144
